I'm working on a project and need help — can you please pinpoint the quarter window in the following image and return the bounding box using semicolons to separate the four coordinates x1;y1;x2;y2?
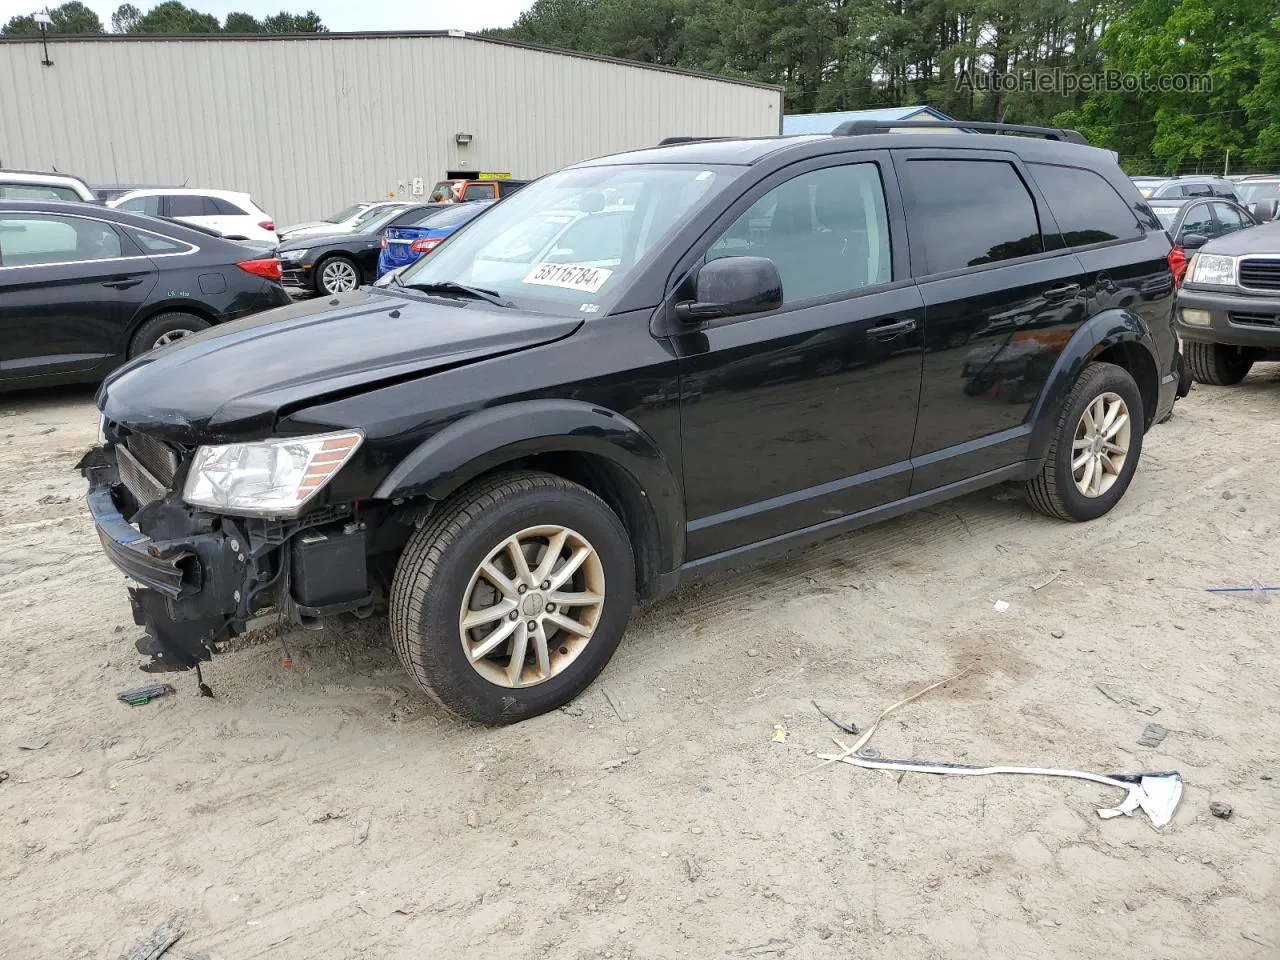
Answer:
127;229;192;254
901;159;1043;274
167;195;209;217
0;215;123;267
119;195;163;216
707;162;892;304
210;197;249;216
1027;163;1142;246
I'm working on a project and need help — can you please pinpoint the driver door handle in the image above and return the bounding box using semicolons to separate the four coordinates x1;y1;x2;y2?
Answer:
868;318;918;341
101;276;146;290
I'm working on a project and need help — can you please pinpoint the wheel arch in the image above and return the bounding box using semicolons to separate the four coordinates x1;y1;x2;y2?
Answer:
1026;309;1159;464
374;400;684;599
126;302;218;355
313;250;363;288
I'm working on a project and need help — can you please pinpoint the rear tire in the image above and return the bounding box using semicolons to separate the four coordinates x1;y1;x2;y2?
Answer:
389;471;636;725
1025;361;1144;522
128;312;210;358
1184;341;1252;386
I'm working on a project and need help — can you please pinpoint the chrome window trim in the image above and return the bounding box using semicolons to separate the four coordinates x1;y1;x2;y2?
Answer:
0;209;199;271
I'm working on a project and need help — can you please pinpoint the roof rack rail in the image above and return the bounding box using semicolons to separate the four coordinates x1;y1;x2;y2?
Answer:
830;119;1089;145
657;136;727;146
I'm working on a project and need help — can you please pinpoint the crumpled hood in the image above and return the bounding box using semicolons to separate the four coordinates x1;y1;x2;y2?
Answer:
100;288;582;443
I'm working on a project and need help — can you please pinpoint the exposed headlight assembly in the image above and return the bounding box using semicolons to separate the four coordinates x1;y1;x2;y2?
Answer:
278;248;308;261
1187;253;1237;287
183;430;363;517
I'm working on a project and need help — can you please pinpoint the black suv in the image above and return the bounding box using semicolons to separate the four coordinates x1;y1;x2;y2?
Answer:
82;122;1183;724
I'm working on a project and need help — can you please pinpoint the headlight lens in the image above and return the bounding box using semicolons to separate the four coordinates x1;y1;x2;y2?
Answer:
278;248;308;261
183;430;363;517
1187;253;1237;286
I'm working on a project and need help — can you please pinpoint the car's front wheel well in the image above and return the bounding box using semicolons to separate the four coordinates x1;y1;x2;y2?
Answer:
1089;341;1158;425
414;453;665;601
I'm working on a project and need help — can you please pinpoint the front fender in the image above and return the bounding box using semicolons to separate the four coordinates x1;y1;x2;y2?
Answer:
1025;309;1158;465
373;398;684;577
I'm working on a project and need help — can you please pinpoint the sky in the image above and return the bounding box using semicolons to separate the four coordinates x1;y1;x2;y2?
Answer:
0;0;532;32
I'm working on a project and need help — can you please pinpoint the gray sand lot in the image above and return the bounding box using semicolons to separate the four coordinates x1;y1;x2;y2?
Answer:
1;376;1277;958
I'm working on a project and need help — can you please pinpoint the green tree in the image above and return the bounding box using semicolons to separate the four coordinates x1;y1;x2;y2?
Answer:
260;10;327;32
3;1;104;35
111;3;142;32
224;11;262;32
133;1;221;33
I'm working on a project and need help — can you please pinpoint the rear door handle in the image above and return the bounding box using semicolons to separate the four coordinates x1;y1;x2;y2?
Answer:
1043;282;1081;301
868;318;918;341
102;276;145;290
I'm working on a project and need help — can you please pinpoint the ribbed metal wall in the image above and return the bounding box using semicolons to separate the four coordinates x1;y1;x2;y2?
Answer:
0;34;782;226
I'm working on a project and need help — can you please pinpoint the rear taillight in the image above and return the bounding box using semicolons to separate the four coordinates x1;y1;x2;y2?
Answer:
258;220;275;232
1168;246;1188;287
411;237;443;254
237;257;282;281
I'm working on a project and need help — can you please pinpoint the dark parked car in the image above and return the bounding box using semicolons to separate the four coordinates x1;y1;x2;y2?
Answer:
1176;221;1280;384
82;122;1183;724
0;200;289;390
1146;196;1258;285
278;203;449;295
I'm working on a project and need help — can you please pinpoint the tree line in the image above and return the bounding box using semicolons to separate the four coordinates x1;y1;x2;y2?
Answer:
1;2;324;36
491;0;1280;176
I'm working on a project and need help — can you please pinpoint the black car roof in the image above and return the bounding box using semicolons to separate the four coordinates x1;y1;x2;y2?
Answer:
576;131;1119;169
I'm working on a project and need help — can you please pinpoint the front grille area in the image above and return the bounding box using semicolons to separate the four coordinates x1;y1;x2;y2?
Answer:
124;433;178;487
1229;311;1280;328
1238;258;1280;291
117;446;167;508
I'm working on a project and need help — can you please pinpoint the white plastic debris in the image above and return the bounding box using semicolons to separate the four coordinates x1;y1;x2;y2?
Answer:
993;600;1011;613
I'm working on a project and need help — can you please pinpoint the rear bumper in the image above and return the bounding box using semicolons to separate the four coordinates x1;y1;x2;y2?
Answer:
1176;286;1280;348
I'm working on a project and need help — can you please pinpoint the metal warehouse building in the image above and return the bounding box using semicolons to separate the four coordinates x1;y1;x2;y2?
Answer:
0;32;782;224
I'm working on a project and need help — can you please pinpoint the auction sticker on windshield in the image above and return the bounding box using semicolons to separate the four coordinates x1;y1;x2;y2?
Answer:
523;262;613;294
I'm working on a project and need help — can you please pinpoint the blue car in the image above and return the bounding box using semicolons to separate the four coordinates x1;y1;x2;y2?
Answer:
378;200;494;277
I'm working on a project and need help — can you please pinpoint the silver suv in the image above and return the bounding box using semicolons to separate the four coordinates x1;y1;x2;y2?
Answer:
0;170;97;202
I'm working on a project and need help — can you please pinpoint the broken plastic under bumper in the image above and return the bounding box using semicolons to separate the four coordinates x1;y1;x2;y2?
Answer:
80;446;244;671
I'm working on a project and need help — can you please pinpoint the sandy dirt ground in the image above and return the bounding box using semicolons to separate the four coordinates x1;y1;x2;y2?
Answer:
1;373;1278;960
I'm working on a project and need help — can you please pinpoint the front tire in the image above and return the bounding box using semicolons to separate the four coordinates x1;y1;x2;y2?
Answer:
389;471;636;725
313;255;361;296
1025;361;1144;522
128;312;210;358
1184;341;1252;386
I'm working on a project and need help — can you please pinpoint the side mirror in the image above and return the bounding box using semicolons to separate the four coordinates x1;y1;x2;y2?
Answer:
1253;199;1278;221
675;256;782;322
1181;233;1209;250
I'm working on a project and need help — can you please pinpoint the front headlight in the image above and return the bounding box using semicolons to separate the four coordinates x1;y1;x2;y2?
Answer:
1187;253;1237;286
278;248;308;262
183;430;363;517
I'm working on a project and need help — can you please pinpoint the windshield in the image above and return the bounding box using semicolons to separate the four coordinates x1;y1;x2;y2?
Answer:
1150;206;1179;229
1239;181;1280;203
428;181;458;203
363;206;419;233
398;164;741;315
327;204;366;223
352;204;404;230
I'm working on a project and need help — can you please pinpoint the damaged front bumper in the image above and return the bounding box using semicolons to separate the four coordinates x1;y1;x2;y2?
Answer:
80;446;251;670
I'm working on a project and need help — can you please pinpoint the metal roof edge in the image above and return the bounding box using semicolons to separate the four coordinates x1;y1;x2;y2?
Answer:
0;29;786;93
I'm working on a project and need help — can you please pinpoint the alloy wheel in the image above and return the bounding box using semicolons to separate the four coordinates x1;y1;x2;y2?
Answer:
1072;391;1131;497
459;525;606;688
320;259;359;294
153;329;193;348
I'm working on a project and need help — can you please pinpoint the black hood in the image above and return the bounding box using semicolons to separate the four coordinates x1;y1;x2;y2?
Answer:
100;289;582;443
277;230;371;251
1201;221;1280;255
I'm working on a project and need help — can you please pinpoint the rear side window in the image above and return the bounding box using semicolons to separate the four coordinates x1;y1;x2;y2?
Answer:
167;195;208;217
1211;202;1250;231
119;195;163;216
1178;203;1214;241
1027;163;1142;246
902;159;1043;274
465;184;498;201
1183;182;1213;197
0;183;82;201
127;228;193;254
0;215;122;266
210;197;249;215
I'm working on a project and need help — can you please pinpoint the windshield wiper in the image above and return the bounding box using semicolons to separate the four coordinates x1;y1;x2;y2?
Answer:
405;280;515;308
